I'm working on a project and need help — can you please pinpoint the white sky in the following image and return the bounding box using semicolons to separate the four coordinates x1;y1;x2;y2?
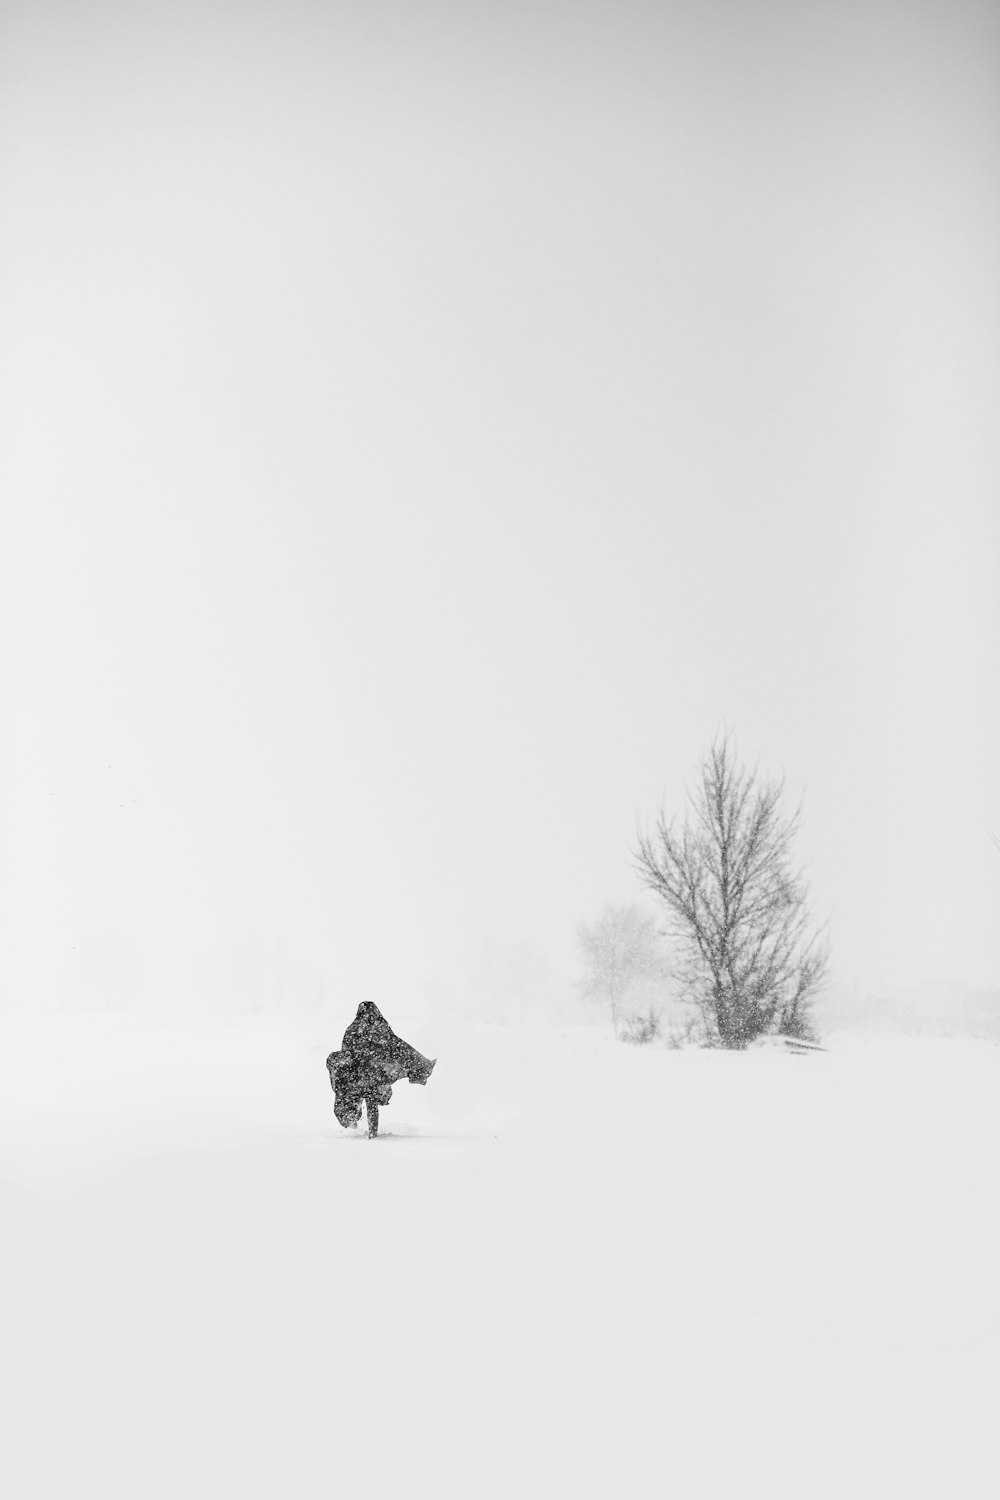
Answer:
2;0;998;1011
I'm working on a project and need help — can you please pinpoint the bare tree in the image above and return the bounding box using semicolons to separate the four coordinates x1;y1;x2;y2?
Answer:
577;903;668;1034
635;737;827;1048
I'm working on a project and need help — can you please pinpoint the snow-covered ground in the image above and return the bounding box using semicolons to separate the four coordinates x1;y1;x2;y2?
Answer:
2;1010;999;1498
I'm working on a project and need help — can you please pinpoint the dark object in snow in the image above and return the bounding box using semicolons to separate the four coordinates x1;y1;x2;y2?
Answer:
326;1002;435;1137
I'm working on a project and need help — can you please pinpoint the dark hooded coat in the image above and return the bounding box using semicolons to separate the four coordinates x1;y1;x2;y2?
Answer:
326;1002;435;1129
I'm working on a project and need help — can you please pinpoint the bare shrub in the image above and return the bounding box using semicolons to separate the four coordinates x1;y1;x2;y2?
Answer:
635;735;827;1049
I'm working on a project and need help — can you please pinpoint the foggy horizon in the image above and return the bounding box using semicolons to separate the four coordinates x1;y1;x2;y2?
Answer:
2;0;998;1018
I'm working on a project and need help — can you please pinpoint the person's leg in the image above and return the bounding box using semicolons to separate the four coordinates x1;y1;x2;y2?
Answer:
334;1077;363;1129
335;1097;362;1129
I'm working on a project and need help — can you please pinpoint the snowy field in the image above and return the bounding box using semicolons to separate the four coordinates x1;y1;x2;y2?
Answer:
2;1010;999;1499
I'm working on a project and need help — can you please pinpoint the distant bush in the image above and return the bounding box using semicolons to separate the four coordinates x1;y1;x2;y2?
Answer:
617;1008;662;1045
663;1014;706;1049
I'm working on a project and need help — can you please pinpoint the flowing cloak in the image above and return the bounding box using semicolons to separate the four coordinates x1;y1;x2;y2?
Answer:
326;1002;435;1127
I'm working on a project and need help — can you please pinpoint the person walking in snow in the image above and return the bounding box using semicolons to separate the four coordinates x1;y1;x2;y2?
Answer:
326;1002;435;1137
